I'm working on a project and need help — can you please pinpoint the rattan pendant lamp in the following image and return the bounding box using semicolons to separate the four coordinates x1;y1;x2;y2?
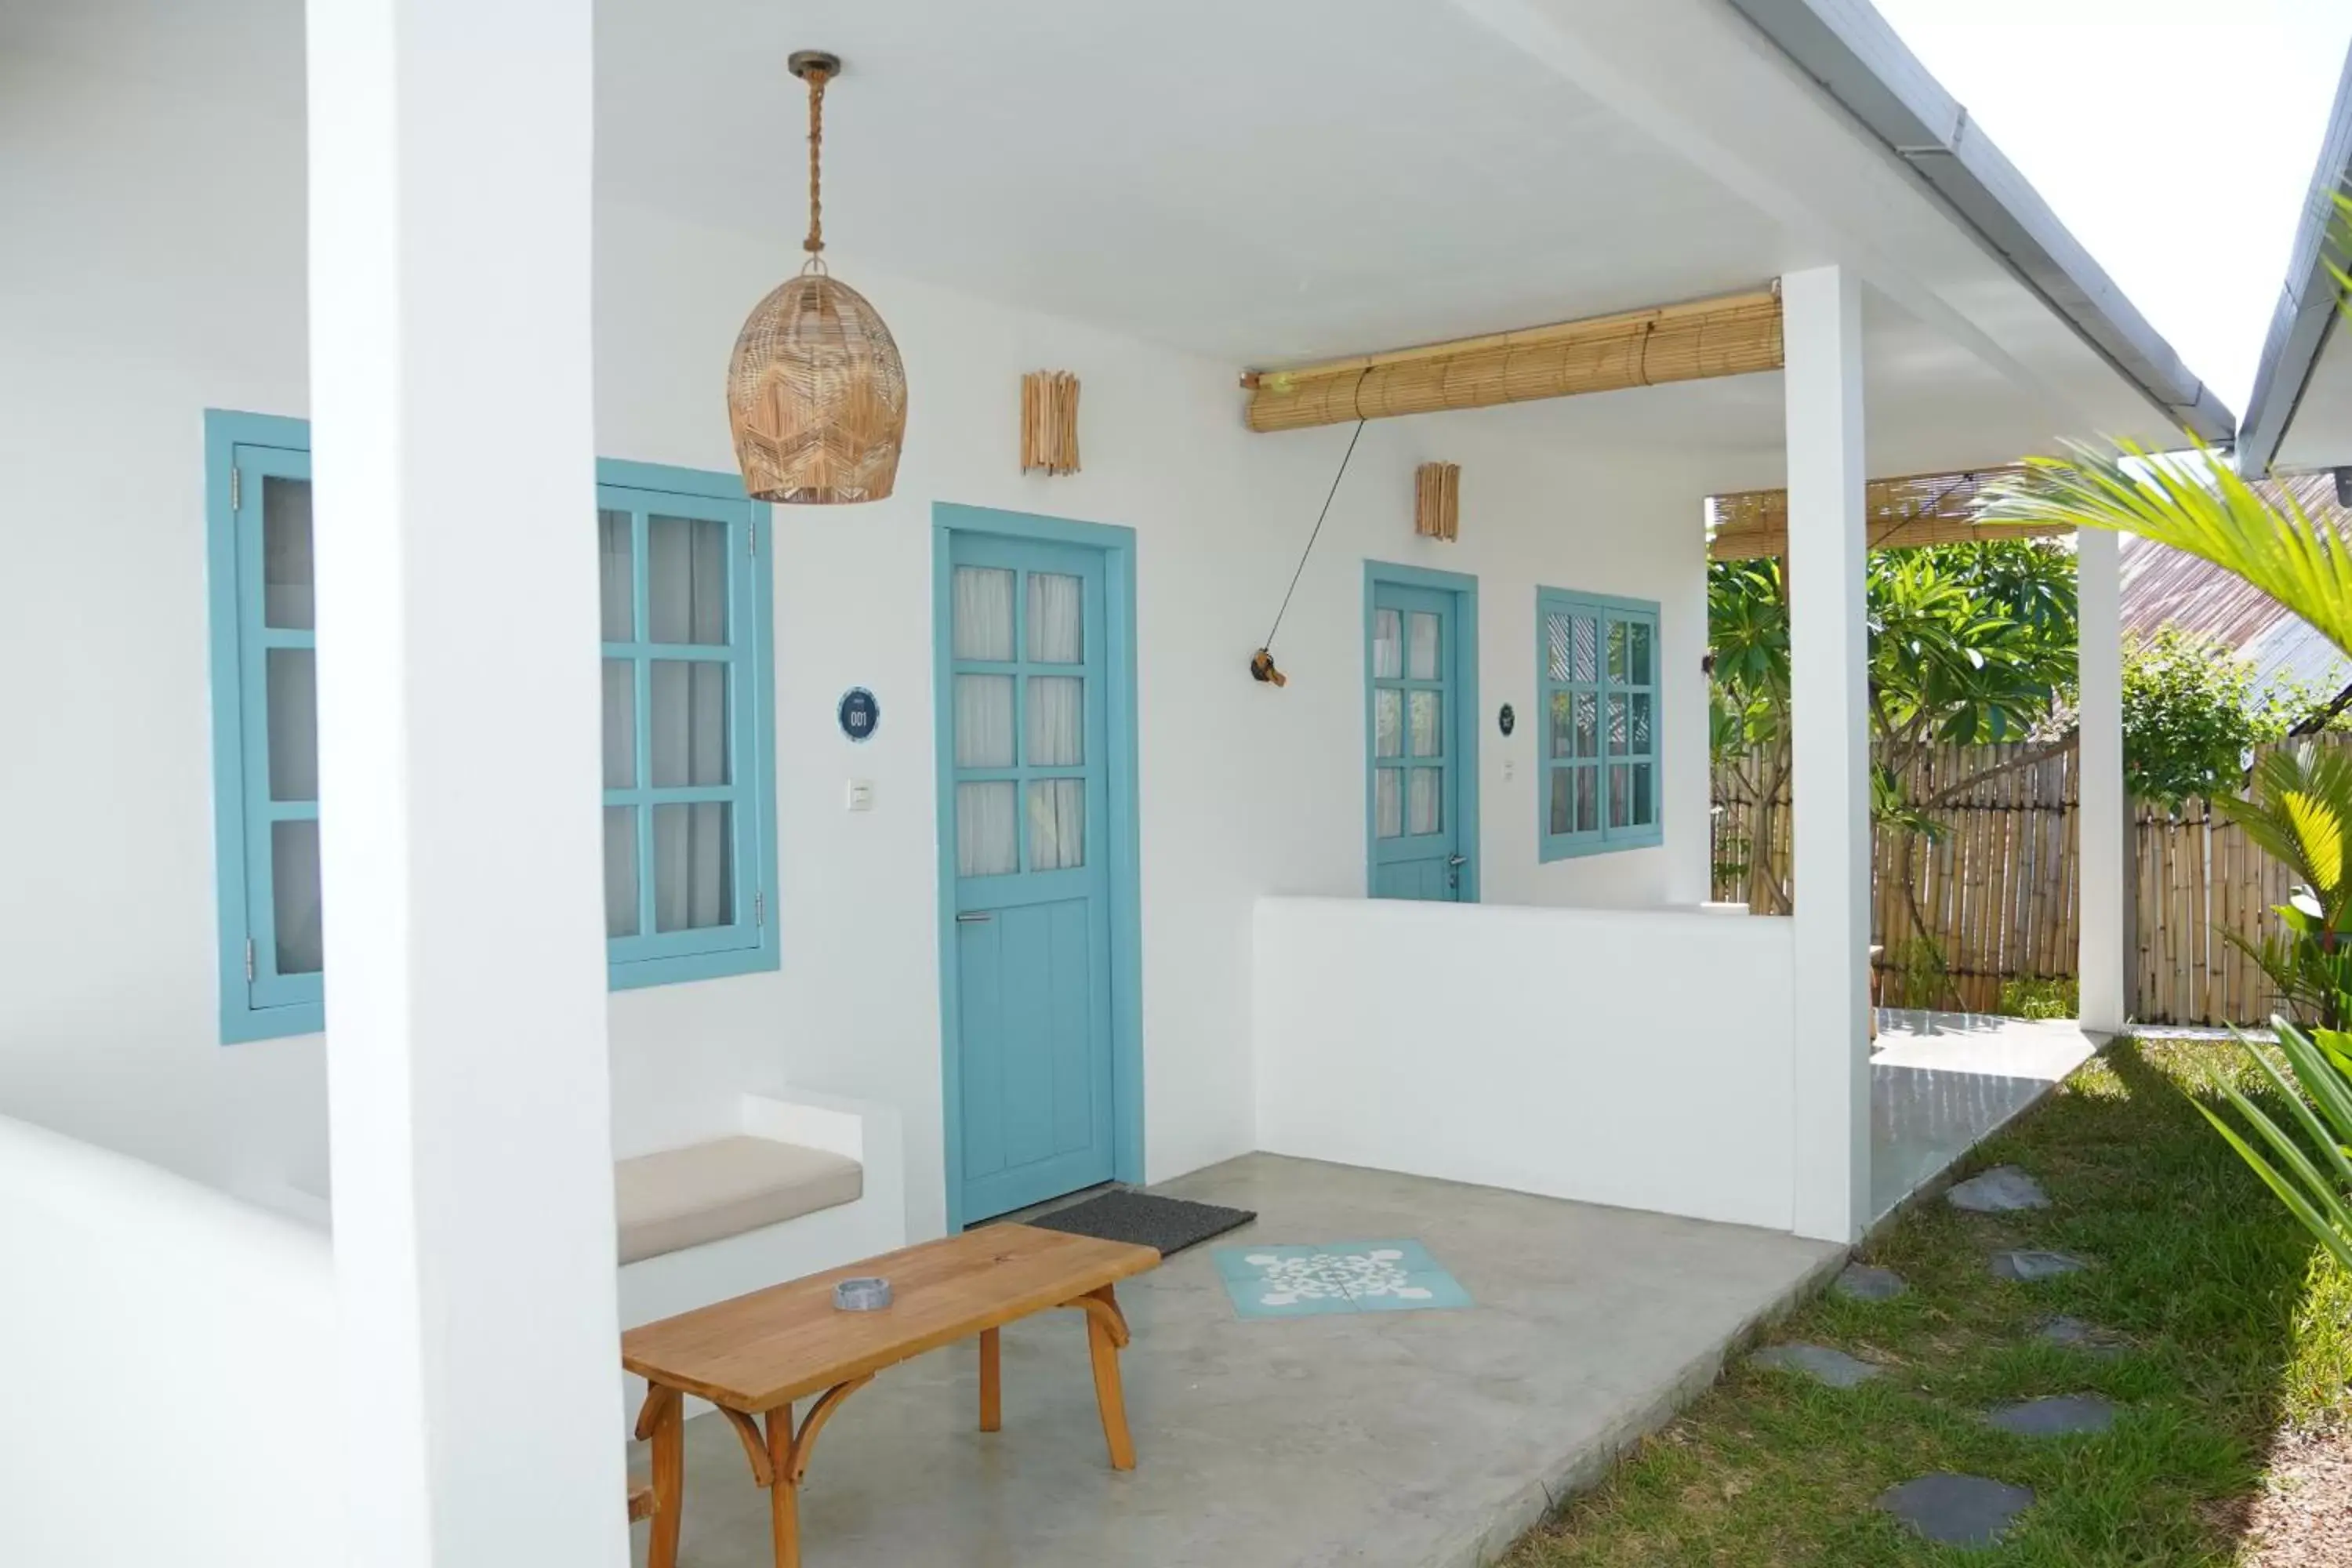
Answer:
725;50;908;503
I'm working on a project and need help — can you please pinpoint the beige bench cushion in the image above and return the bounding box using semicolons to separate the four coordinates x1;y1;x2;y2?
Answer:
615;1136;863;1266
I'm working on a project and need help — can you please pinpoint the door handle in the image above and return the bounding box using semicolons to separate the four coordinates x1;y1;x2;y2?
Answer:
1446;855;1468;867
956;912;993;924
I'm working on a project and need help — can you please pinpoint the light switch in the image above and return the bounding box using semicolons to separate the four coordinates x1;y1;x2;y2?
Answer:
846;779;875;812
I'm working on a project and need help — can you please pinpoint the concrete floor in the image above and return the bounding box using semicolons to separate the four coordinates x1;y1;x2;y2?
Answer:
1870;1010;2103;1222
631;1154;1842;1568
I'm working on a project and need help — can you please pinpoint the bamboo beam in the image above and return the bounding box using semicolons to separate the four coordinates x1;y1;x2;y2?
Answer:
1240;287;1784;433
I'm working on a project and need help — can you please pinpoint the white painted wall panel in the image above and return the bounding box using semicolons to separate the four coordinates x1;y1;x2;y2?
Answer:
0;1115;343;1565
1253;897;1797;1231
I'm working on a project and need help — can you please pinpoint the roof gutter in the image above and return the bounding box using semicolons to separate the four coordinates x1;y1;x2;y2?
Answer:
2236;47;2352;477
1722;0;2235;446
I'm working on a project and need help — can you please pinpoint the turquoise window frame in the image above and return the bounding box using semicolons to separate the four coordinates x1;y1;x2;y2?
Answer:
1536;587;1662;862
204;412;779;1044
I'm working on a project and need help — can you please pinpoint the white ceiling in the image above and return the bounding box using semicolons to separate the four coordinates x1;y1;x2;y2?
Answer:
7;0;2198;474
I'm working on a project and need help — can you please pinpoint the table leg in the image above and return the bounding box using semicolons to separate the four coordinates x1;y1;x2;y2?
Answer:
1080;1285;1136;1471
642;1385;685;1568
766;1408;800;1568
979;1327;1002;1432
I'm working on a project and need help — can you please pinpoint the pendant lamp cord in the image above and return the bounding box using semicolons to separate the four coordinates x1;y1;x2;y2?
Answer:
1261;414;1367;654
803;65;829;258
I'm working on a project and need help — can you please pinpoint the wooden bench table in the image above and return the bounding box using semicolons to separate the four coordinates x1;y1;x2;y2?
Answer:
622;1222;1160;1568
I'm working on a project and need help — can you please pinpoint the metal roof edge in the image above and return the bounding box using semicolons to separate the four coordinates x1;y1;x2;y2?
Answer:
1722;0;2237;446
2237;44;2352;477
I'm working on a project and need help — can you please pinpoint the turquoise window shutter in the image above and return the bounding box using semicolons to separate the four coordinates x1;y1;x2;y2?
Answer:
1536;588;1662;862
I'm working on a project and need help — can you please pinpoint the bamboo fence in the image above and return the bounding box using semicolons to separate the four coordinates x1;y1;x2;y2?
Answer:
1710;739;2338;1024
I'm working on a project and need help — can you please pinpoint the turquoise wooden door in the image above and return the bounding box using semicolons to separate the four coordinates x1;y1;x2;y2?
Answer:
1369;582;1468;900
944;535;1116;1222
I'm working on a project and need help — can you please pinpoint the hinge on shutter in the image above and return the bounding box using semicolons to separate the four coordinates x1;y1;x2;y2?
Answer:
754;891;765;928
244;938;256;983
230;466;241;513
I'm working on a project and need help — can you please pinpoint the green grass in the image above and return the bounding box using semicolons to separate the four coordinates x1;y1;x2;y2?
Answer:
1503;1040;2352;1566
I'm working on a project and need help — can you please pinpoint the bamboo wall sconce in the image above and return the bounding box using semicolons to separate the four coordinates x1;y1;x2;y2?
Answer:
1415;462;1461;542
1020;371;1081;475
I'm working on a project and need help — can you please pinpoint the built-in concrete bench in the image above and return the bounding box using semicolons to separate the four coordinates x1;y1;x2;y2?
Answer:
615;1135;864;1265
615;1091;906;1435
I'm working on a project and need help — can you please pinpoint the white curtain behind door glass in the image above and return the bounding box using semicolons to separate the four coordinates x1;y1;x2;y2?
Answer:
953;568;1014;659
1027;572;1082;662
1029;779;1084;869
1027;677;1083;766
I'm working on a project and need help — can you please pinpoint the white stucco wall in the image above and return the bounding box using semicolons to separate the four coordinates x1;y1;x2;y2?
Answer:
1254;898;1798;1231
0;51;1713;1239
0;1114;343;1566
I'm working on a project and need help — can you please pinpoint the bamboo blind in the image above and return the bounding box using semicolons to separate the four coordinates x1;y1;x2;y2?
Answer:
1707;466;2072;560
1711;738;2336;1025
1415;462;1461;542
1241;288;1784;433
1020;370;1081;476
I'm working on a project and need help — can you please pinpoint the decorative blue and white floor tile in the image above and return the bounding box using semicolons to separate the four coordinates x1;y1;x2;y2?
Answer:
1212;1240;1472;1319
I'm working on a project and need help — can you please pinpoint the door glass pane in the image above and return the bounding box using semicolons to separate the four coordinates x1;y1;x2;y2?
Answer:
1544;613;1572;682
1632;763;1654;826
652;801;733;931
1407;768;1443;835
953;568;1014;660
1374;768;1403;839
954;675;1014;768
1607;694;1628;755
1027;572;1083;662
263;476;315;630
1371;609;1402;679
602;660;636;789
1627;621;1653;685
1629;692;1652;755
271;818;323;975
604;806;639;937
1408;691;1443;757
648;515;729;644
1026;676;1083;766
1374;689;1403;758
1028;779;1085;870
1577;768;1599;832
1570;615;1598;682
598;509;634;641
1406;612;1441;681
267;648;318;800
1548;768;1573;835
1606;620;1628;683
1575;693;1599;757
649;662;729;786
956;782;1018;876
1548;692;1571;760
1609;764;1632;828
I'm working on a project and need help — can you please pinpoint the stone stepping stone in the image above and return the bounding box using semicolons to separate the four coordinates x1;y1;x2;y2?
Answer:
1835;1263;1908;1301
1990;1248;2089;1283
1751;1342;1882;1388
2038;1316;2124;1356
1947;1165;2049;1213
1875;1472;2035;1547
1988;1394;2118;1437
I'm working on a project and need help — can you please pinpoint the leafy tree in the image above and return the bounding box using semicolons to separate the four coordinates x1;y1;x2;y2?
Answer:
2121;626;2302;810
1708;539;2080;964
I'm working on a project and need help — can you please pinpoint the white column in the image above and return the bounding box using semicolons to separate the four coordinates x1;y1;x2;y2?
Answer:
2077;527;2131;1032
1783;266;1872;1243
307;4;626;1566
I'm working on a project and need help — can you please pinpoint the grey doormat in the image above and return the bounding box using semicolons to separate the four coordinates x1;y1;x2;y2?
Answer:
1029;1191;1256;1257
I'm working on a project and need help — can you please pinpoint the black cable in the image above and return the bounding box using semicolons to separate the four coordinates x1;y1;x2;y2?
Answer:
1261;416;1367;652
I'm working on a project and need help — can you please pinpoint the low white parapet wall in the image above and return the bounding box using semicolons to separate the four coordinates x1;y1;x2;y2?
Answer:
0;1112;343;1566
1253;897;1797;1232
